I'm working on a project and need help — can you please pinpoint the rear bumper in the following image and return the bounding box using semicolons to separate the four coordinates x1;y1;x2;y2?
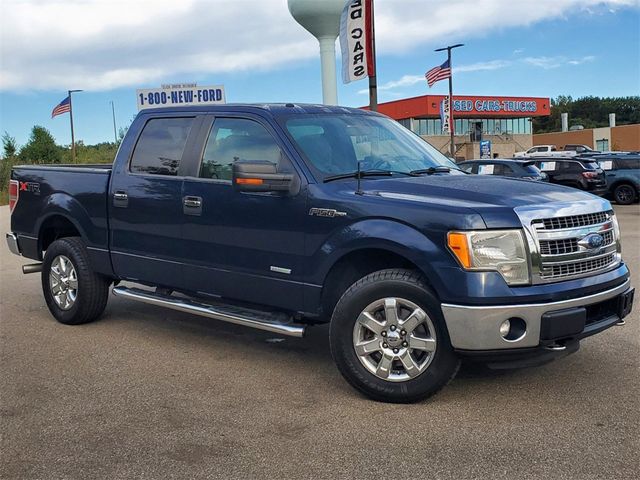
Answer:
6;232;21;256
441;279;633;351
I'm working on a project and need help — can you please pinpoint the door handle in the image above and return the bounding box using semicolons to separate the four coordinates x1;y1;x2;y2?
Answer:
183;196;203;215
113;191;128;208
183;196;202;208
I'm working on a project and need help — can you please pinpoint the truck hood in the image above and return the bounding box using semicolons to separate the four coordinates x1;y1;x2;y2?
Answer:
368;174;610;228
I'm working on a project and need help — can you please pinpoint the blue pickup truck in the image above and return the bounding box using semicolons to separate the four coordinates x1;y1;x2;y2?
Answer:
6;104;634;403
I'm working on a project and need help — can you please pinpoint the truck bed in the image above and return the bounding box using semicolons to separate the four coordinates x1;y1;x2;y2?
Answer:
10;163;113;273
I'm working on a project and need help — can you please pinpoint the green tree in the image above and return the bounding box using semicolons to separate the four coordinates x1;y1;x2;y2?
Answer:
2;131;17;159
533;95;640;133
18;126;62;164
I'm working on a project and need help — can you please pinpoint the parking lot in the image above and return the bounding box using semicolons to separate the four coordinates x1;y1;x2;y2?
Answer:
0;204;638;479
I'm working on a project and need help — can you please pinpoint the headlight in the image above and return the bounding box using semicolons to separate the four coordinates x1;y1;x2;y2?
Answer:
611;213;621;252
447;230;530;285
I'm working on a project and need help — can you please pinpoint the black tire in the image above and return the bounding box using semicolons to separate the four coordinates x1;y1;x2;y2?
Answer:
41;237;110;325
329;269;460;403
613;183;637;205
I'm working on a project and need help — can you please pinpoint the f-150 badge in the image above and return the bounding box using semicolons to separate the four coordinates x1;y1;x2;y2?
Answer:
309;208;347;218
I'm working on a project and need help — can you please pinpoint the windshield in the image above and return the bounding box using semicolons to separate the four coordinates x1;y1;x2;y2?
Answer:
281;114;458;180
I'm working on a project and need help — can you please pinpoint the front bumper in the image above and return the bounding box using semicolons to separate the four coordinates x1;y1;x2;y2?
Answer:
441;279;633;351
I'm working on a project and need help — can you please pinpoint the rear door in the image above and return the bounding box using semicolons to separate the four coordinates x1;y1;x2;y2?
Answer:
179;114;308;311
109;114;202;288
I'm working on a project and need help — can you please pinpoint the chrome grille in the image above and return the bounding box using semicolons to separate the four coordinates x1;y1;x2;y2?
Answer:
539;230;614;255
540;253;618;280
530;209;620;283
537;211;610;230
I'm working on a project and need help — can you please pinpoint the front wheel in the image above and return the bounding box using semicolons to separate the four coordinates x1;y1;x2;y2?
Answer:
329;269;460;403
613;184;637;205
42;237;111;325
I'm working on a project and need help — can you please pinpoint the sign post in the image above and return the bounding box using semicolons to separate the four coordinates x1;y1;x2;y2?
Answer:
434;44;464;158
68;89;82;163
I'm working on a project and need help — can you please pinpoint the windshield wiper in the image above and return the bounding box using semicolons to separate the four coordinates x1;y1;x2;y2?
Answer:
323;169;417;183
410;166;468;175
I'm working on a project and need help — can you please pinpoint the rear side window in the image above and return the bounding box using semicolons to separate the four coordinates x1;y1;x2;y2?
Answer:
617;158;640;170
559;161;581;172
130;117;195;176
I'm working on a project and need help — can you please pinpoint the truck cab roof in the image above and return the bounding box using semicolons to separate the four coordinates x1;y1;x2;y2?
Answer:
136;103;379;118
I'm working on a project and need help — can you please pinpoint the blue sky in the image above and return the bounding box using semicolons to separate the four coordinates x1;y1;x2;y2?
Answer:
0;0;639;147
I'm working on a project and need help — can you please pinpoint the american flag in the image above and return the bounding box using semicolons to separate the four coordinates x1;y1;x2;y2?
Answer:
425;59;451;88
51;96;71;118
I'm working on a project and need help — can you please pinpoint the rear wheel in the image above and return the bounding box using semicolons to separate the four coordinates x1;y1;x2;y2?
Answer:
42;237;110;325
613;183;637;205
329;269;460;403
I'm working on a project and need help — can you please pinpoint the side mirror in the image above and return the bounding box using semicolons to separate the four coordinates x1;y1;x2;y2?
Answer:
232;161;295;193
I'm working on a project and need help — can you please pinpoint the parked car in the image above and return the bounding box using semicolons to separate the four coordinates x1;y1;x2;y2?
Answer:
514;145;574;158
458;159;548;181
6;104;634;403
594;154;640;205
533;157;608;194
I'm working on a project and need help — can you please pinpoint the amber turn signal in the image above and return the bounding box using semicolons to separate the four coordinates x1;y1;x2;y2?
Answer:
447;232;472;268
236;178;264;185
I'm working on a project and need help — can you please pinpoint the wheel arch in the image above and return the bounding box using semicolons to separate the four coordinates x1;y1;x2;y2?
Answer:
315;220;446;318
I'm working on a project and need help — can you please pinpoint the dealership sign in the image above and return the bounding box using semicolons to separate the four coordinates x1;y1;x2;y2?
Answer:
136;84;226;110
453;99;538;114
340;0;374;84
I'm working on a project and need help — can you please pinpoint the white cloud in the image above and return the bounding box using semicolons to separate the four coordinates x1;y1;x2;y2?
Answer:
0;0;637;91
454;60;512;73
523;55;596;68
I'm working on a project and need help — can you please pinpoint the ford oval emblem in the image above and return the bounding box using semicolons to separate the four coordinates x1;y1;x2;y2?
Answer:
578;233;604;250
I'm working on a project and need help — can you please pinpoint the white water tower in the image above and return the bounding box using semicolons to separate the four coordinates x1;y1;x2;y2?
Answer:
288;0;345;105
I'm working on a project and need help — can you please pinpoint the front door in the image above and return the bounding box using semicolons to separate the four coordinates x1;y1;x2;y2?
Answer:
109;114;201;288
180;115;307;312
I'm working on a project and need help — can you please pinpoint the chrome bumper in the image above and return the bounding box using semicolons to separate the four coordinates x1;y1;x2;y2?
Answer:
441;280;631;350
6;232;21;256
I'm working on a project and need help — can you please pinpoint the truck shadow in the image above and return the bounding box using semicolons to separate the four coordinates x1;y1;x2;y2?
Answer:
106;295;529;392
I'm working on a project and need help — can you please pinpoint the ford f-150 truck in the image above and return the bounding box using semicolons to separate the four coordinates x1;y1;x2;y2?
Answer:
6;104;634;403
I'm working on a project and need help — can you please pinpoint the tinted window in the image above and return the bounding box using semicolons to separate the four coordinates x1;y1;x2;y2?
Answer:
130;117;194;175
492;164;511;175
581;161;599;170
199;118;286;181
559;161;582;172
616;158;640;170
460;163;476;173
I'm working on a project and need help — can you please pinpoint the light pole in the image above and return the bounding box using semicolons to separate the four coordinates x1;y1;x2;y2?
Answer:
68;89;83;162
110;101;117;143
434;43;464;158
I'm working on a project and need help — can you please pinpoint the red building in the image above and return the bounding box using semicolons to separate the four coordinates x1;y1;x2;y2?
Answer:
363;94;551;159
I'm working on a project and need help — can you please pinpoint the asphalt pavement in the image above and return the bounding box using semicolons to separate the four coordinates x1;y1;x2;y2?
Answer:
1;204;638;479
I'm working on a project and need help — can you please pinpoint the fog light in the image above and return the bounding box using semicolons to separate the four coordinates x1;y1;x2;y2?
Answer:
500;317;527;342
499;319;511;337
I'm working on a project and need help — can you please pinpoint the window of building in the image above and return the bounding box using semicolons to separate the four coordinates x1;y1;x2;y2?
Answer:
130;117;195;176
596;139;609;152
199;118;286;181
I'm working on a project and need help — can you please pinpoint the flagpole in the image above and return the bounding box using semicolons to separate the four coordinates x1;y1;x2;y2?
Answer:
435;43;464;158
367;0;378;111
110;101;118;143
68;89;82;162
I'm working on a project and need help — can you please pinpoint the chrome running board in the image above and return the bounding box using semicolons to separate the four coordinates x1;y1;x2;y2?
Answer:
112;286;306;337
